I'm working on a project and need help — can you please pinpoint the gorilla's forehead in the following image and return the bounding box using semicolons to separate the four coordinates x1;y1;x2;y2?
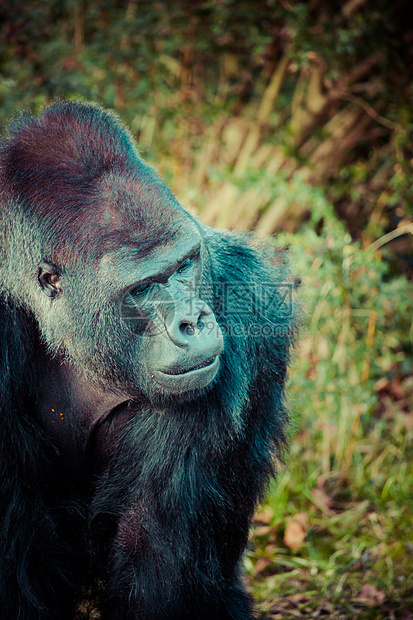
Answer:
98;165;185;226
44;166;197;265
98;221;202;289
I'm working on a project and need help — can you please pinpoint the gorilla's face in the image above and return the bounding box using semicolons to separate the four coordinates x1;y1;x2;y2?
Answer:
37;221;224;401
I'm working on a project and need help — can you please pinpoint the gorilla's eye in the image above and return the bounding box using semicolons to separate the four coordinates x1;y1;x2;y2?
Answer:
131;282;151;295
176;258;192;274
124;282;152;306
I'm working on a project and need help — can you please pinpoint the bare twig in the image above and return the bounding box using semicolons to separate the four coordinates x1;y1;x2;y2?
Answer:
367;223;413;253
338;91;401;131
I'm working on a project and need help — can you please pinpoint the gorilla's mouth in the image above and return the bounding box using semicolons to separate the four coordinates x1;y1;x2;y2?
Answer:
153;351;222;393
162;356;217;376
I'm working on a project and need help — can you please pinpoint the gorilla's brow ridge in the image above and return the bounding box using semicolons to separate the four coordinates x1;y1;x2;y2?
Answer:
133;240;202;285
104;239;202;290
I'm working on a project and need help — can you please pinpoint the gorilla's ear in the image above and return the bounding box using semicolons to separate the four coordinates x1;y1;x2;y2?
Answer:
38;262;62;298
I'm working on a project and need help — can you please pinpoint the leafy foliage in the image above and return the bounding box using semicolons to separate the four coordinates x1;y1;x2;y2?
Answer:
246;186;412;618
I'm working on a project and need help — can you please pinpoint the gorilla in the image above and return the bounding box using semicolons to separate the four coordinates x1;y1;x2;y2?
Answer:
0;100;297;619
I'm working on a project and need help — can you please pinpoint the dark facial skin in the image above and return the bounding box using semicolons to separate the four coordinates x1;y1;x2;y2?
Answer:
36;221;224;456
106;228;224;395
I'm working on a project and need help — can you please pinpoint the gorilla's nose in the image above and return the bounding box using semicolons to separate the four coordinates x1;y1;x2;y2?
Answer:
167;299;218;348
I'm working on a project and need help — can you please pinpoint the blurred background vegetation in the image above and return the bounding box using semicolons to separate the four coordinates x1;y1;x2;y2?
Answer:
1;1;412;618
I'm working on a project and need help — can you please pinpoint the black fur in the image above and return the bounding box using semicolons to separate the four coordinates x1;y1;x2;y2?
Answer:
0;100;298;619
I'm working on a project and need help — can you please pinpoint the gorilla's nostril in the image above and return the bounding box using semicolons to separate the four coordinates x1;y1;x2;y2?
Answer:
180;313;208;335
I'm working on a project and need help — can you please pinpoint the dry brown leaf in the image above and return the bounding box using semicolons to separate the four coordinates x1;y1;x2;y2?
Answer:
283;513;309;550
354;584;386;607
253;507;274;525
254;525;274;536
269;593;312;612
254;557;272;574
293;512;310;528
312;487;334;513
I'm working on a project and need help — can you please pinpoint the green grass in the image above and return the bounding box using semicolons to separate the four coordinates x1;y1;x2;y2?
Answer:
246;404;413;618
244;217;413;618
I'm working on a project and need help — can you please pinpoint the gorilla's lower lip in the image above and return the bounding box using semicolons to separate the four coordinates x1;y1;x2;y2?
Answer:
153;355;220;393
161;356;217;376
